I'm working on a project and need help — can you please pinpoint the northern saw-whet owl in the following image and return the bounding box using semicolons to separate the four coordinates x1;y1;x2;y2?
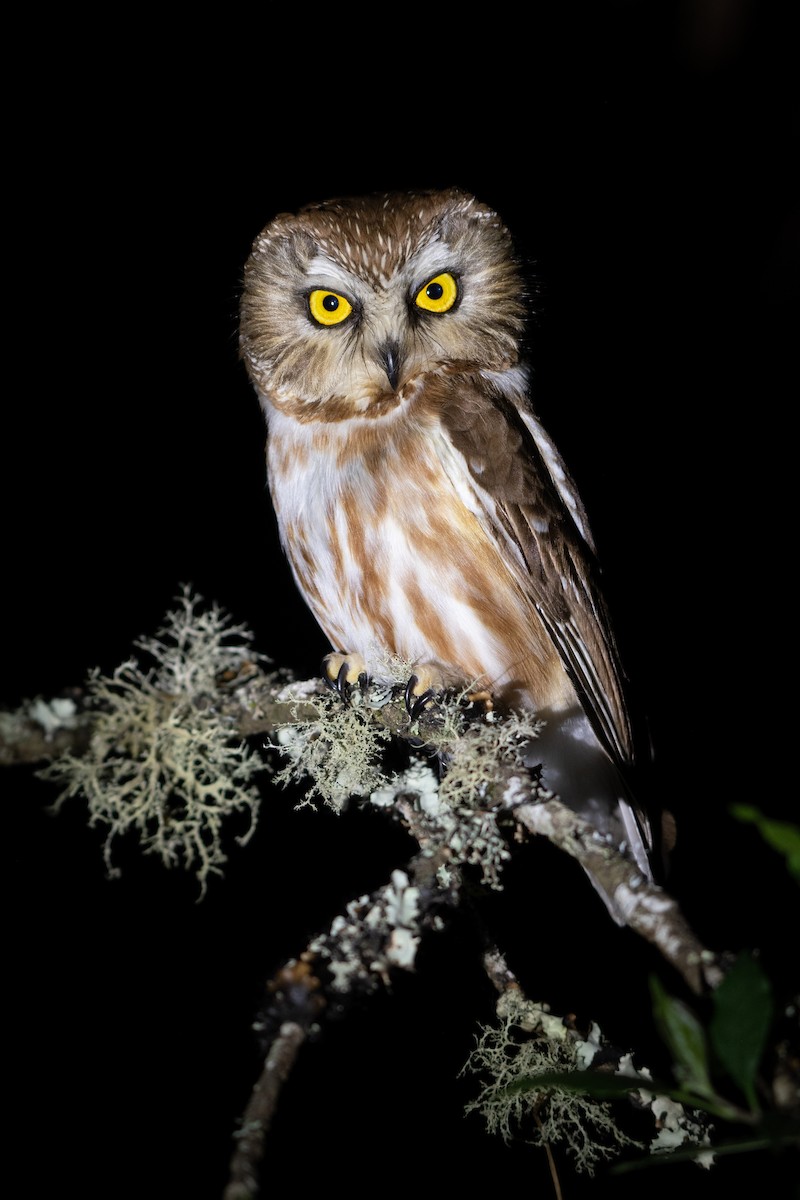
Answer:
240;188;654;921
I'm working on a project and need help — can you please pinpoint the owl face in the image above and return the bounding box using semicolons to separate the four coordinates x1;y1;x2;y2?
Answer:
240;189;527;422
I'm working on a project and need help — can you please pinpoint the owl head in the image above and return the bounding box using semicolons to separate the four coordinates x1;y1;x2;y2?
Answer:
240;189;527;421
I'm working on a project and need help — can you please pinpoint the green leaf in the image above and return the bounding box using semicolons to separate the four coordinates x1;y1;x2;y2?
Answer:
709;952;773;1112
649;976;716;1102
730;805;800;881
504;1069;660;1099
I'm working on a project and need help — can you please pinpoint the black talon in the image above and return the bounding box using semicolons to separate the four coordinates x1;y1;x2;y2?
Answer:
336;662;351;698
322;661;352;700
404;675;419;714
323;659;369;706
405;674;437;720
410;689;436;721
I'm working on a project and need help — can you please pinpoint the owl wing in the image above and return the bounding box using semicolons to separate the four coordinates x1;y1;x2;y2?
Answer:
439;372;636;770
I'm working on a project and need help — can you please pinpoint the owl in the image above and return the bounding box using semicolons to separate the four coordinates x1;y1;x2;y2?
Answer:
240;188;655;920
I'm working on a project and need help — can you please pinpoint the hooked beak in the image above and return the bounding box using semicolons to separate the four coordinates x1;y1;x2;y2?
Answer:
379;340;402;391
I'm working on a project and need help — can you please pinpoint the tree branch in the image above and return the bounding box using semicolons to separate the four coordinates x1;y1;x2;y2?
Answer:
220;846;464;1197
510;792;724;993
1;643;770;1193
1;665;723;996
224;1019;308;1200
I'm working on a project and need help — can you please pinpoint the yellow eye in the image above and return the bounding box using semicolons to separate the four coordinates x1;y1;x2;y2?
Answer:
308;289;353;326
415;272;458;314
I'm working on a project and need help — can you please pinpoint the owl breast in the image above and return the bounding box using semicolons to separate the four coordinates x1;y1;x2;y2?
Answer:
264;386;574;714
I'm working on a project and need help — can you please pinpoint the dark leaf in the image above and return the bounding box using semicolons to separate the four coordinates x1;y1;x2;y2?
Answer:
650;975;716;1102
504;1068;659;1099
730;805;800;881
709;952;773;1112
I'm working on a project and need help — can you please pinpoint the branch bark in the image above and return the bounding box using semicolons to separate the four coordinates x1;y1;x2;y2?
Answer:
510;794;724;992
224;1020;308;1200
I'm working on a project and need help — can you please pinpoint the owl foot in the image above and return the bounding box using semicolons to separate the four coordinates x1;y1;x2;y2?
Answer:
322;653;370;703
460;688;495;714
404;671;495;722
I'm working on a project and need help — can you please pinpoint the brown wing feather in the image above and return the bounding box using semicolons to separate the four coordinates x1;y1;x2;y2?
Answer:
439;373;635;769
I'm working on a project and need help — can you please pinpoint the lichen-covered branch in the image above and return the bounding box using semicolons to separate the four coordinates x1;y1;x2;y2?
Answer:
0;695;94;766
462;979;715;1174
222;853;464;1197
267;674;724;996
4;592;794;1192
507;790;725;994
1;588;722;984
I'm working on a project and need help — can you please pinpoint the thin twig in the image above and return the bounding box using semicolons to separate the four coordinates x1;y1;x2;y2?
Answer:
224;1020;308;1200
535;1109;564;1200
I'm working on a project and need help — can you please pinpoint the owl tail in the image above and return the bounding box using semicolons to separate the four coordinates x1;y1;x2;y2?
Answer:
522;705;655;925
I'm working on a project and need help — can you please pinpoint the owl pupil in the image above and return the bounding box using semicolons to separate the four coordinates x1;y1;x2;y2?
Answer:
322;294;339;311
426;282;444;300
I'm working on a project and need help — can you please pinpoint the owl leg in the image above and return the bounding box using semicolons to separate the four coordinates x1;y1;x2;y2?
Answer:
322;652;370;701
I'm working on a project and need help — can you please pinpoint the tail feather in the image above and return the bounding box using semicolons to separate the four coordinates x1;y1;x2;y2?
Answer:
522;703;655;924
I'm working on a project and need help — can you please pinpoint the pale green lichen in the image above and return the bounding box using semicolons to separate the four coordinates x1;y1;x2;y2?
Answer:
271;654;473;817
371;758;440;813
463;990;642;1174
309;869;422;991
615;1054;715;1166
274;661;547;890
38;587;266;896
272;681;392;810
439;708;544;808
368;706;546;890
28;696;79;736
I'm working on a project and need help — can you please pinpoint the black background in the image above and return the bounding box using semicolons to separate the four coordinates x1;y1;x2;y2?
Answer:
4;5;797;1197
